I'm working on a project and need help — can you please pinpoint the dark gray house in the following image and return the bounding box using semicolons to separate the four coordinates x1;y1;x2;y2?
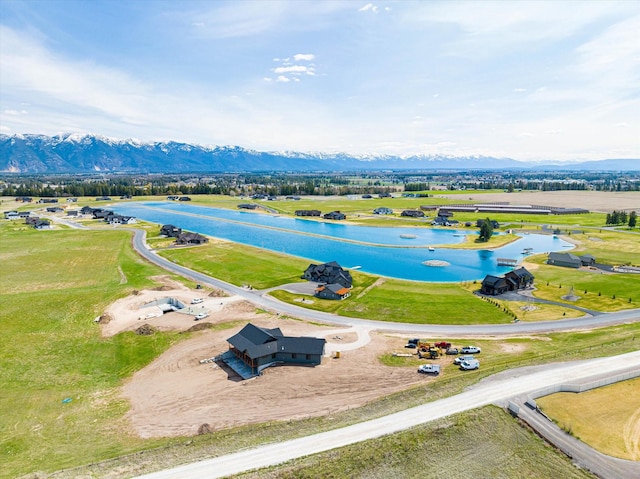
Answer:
315;283;352;300
160;224;182;237
175;232;208;245
237;203;258;210
295;209;321;217
580;254;596;266
480;275;510;295
548;252;582;268
505;267;535;290
222;323;326;379
323;211;346;220
302;261;352;288
401;210;425;218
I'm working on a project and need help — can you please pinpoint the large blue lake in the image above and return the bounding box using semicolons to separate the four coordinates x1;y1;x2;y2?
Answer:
112;202;574;282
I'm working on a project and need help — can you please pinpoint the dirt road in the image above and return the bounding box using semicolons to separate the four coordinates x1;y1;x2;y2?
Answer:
135;350;640;479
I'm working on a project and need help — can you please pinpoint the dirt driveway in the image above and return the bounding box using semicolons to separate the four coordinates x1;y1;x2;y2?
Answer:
107;288;437;439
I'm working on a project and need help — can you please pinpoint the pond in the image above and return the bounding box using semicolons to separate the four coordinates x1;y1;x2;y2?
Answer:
112;202;574;282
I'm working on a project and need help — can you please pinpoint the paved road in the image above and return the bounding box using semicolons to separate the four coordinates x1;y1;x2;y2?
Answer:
131;230;640;335
135;351;640;479
513;397;640;479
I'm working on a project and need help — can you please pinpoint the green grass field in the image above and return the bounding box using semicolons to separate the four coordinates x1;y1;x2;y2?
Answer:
0;222;186;478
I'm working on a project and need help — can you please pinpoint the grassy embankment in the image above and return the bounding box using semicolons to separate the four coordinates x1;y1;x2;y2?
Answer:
537;378;640;460
235;406;595;479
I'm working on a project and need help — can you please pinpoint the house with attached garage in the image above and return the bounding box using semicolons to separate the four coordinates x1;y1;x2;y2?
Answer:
302;261;353;288
175;232;208;245
314;283;352;300
480;275;510;295
505;267;535;290
160;224;182;237
220;323;326;379
547;252;582;268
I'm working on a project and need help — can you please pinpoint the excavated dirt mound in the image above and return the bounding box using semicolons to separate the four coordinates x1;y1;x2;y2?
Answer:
208;289;227;297
135;324;157;335
184;322;214;333
197;423;213;435
97;313;114;324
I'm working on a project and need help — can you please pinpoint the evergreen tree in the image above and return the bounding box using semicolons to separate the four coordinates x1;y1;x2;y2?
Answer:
479;218;494;242
629;211;637;229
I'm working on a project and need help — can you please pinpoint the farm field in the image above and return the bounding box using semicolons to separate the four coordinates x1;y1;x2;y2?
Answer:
537;378;640;460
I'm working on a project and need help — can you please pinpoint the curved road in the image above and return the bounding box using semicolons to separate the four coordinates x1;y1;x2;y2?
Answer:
136;351;640;479
131;230;640;335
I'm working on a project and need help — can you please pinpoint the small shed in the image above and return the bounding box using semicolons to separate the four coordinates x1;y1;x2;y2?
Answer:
315;283;352;300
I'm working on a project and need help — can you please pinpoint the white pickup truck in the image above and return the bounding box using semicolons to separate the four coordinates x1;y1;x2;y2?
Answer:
417;364;441;375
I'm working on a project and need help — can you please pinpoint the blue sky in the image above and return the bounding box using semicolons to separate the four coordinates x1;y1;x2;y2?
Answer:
1;0;638;161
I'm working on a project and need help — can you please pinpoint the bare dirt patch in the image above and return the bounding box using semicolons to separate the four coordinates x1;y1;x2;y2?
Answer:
120;315;431;439
462;190;640;213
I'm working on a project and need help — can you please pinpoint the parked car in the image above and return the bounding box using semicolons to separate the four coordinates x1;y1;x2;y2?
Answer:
460;346;481;354
454;355;475;365
194;313;209;321
191;298;204;304
460;359;480;370
417;364;441;375
445;347;459;355
404;343;417;349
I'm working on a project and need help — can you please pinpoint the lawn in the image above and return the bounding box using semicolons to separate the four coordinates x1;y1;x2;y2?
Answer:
0;222;185;478
157;239;311;289
537;378;640;460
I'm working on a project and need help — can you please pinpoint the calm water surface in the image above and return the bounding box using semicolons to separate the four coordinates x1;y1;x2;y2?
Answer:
113;202;574;282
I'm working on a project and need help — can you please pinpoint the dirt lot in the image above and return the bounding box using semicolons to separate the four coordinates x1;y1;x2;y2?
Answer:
108;288;436;438
460;190;640;212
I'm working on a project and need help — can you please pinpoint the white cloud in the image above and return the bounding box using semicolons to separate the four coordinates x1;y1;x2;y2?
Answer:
293;53;315;61
513;88;526;92
273;65;315;75
615;122;629;128
276;75;290;83
359;4;377;13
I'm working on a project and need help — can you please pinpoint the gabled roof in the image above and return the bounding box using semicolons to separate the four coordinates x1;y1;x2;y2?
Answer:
507;267;534;280
227;323;325;358
482;275;507;287
548;252;581;263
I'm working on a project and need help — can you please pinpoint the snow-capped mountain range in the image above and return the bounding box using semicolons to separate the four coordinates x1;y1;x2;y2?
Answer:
1;133;638;173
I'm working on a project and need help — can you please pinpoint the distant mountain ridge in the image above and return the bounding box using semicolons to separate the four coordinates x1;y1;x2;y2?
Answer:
1;133;638;173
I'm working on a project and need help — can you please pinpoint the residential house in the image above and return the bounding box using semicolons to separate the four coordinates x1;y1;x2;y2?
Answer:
547;252;582;268
167;195;180;201
314;283;352;300
505;267;535;290
95;196;112;201
175;232;208;245
80;206;94;215
46;207;64;213
237;203;258;210
302;261;352;288
295;210;321;217
580;254;596;266
66;197;78;202
401;210;425;218
476;219;500;229
160;224;182;237
480;275;510;295
38;198;58;203
178;196;192;201
323;211;346;220
222;323;326;379
373;207;393;215
4;211;19;220
67;210;79;217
